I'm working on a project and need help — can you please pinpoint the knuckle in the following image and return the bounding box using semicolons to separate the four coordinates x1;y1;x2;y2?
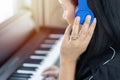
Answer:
91;24;95;28
85;20;90;25
81;30;86;36
91;21;96;28
74;19;78;25
85;18;90;24
74;21;78;25
88;31;93;37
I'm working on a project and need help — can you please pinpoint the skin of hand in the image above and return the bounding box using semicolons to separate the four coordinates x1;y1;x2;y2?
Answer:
59;16;97;80
41;66;59;80
42;16;96;80
60;15;97;62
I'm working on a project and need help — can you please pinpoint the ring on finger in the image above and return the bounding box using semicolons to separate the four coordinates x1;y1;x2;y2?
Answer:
71;35;79;40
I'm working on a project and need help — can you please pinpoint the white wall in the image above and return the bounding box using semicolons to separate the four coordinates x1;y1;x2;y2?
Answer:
0;10;35;63
44;0;67;28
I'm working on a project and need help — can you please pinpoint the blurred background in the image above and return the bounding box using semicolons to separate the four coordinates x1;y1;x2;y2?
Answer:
0;0;67;80
0;0;67;27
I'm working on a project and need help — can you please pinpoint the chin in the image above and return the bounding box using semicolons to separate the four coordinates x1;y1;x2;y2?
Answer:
66;19;72;25
65;17;74;25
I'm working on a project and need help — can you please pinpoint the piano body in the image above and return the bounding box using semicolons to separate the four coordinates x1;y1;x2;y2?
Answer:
0;0;66;80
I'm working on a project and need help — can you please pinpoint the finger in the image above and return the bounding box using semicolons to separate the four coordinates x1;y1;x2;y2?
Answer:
42;71;58;77
85;18;97;44
78;15;91;39
42;66;58;73
70;17;80;40
63;25;72;41
72;17;80;36
82;15;91;32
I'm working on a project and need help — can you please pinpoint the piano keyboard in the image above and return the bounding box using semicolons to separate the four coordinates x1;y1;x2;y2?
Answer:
8;34;63;80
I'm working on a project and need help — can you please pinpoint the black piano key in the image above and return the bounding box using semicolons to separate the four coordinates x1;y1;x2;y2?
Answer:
18;66;37;71
12;73;32;78
12;74;31;78
39;47;51;50
47;38;59;40
24;58;42;64
8;77;28;80
14;73;33;76
33;54;47;56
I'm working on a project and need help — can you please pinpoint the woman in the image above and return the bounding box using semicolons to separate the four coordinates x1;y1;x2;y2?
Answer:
42;0;120;80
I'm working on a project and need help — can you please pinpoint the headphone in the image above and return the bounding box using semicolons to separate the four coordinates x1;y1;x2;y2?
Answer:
75;0;94;24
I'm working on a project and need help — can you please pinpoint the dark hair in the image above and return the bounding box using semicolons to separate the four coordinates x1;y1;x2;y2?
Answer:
73;0;120;79
71;0;78;6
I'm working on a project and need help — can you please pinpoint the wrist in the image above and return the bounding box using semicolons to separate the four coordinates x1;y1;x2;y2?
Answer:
59;57;76;80
60;51;82;63
60;57;77;65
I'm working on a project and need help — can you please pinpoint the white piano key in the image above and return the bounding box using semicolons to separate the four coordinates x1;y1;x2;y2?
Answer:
29;35;63;80
17;70;35;74
30;55;45;60
49;34;63;39
23;63;40;67
40;44;53;48
35;50;49;54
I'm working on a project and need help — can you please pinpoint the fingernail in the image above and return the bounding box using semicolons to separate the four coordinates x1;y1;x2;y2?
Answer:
77;16;80;19
87;15;91;19
76;16;80;23
93;18;97;22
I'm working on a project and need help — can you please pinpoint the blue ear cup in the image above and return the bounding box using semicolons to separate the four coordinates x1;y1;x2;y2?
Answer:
75;0;94;24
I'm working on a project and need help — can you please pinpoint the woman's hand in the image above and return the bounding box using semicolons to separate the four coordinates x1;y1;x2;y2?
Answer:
60;15;97;62
41;66;59;80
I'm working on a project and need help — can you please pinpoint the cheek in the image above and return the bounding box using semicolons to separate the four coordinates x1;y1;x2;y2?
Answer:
63;10;68;20
63;10;75;24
